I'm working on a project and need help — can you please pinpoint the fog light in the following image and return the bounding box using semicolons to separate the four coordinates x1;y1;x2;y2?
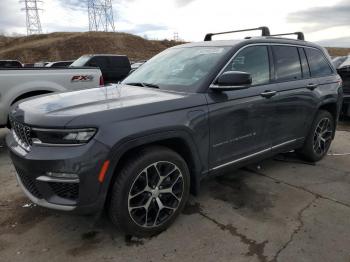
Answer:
46;172;78;179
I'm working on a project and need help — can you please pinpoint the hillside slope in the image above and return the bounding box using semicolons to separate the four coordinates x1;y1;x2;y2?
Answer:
0;32;181;63
0;32;348;63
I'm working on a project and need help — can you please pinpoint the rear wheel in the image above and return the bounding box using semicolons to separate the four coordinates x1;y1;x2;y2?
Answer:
298;110;334;162
109;146;190;237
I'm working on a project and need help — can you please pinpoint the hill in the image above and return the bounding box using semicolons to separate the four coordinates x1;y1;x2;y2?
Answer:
0;32;181;63
0;32;348;63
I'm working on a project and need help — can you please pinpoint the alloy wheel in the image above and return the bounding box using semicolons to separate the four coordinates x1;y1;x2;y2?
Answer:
128;161;184;228
313;117;333;155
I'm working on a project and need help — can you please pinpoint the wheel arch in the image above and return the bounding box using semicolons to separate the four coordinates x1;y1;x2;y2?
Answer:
318;100;339;138
103;131;203;206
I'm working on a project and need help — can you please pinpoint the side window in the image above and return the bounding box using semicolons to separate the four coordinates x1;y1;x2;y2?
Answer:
272;46;302;81
89;57;109;70
223;46;270;85
305;48;333;77
298;48;310;78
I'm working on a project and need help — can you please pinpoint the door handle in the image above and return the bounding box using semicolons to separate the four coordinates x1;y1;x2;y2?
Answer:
307;83;318;90
260;90;277;98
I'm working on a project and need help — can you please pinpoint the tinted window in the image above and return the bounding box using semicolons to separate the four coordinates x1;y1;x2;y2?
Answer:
298;48;310;78
305;48;333;77
109;57;130;68
89;57;109;70
272;46;302;81
224;46;270;85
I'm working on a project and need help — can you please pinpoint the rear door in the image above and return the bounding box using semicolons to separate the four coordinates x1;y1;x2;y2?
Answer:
207;45;277;170
108;56;131;82
269;45;317;151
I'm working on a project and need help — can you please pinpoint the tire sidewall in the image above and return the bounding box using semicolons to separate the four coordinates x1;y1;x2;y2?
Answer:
110;147;190;237
304;110;334;161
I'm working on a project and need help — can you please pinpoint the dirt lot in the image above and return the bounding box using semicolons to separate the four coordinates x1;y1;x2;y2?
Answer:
0;123;350;262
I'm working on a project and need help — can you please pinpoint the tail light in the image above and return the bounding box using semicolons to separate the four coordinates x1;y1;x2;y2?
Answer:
99;75;105;87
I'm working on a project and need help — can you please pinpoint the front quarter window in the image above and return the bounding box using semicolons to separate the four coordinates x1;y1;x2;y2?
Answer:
122;46;231;92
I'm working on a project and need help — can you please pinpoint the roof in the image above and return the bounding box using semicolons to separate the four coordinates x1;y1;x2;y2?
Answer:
174;37;321;49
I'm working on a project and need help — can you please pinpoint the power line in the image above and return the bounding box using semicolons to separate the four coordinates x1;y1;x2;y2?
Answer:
21;0;43;35
88;0;116;32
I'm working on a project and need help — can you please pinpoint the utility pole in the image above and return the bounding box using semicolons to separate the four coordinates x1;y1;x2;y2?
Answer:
21;0;43;35
88;0;116;32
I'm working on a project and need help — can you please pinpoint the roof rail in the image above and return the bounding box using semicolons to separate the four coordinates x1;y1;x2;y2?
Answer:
269;32;305;41
204;26;270;41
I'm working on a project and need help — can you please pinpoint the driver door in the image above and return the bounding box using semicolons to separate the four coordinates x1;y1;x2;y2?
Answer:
206;45;276;170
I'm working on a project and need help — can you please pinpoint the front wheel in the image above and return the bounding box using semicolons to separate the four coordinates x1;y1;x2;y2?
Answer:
109;146;190;237
298;110;334;162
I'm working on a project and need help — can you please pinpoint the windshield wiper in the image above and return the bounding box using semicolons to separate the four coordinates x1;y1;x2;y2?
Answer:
125;82;160;89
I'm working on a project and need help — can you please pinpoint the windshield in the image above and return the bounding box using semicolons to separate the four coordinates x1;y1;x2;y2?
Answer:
122;46;231;92
70;56;91;67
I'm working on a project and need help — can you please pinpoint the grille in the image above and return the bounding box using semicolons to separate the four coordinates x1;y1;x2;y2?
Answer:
16;168;43;199
49;182;79;201
10;118;32;150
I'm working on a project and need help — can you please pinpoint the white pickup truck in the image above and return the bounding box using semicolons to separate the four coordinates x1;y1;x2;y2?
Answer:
0;67;103;127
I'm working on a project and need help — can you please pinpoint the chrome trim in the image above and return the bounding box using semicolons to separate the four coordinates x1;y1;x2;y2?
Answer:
36;176;80;183
211;138;300;171
15;173;76;211
211;147;271;171
271;139;297;150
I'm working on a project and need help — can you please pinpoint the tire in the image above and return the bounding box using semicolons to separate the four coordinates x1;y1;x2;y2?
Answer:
109;146;190;237
297;110;334;162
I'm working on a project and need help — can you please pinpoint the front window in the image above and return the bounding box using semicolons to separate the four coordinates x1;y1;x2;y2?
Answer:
223;46;270;85
122;46;231;92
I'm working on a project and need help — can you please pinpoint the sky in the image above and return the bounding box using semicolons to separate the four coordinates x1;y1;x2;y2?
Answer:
0;0;350;47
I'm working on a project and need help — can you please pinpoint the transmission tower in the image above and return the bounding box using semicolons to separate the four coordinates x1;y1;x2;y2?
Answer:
21;0;43;35
88;0;116;32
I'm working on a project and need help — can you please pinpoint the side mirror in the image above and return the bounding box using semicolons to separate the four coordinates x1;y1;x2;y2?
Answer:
211;71;252;91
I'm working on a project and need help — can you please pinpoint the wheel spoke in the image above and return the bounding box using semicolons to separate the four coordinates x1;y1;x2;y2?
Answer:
128;161;184;228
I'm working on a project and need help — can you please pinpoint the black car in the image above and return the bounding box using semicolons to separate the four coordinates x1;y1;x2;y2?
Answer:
333;56;350;116
70;54;131;84
0;60;22;68
6;27;343;237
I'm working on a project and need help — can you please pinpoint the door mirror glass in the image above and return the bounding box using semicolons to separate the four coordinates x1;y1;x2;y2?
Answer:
211;71;252;91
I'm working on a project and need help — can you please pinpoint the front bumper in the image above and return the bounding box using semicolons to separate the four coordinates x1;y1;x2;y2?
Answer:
6;132;111;214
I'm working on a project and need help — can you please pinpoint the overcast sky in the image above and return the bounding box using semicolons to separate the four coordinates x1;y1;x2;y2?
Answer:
0;0;350;47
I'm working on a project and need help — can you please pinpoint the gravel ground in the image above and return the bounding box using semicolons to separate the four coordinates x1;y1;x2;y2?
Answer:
0;122;350;262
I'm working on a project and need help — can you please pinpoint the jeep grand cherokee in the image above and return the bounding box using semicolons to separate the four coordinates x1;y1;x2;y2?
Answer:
6;27;343;237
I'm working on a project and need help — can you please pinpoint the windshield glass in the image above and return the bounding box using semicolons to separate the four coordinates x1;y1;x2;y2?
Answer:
70;56;91;67
122;46;231;92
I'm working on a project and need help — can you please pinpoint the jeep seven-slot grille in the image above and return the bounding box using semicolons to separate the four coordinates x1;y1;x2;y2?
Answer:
49;182;79;201
10;118;32;150
16;168;43;199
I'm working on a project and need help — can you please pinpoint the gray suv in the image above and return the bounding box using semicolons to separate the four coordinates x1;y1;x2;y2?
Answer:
6;27;343;237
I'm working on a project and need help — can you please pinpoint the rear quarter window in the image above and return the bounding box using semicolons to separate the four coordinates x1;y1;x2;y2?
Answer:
272;46;302;81
305;48;333;77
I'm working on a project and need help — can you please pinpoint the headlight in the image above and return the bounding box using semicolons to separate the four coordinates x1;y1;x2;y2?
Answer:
31;128;97;146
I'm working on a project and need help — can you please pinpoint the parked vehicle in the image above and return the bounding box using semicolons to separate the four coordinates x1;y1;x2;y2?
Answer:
70;54;131;84
333;56;350;116
129;60;146;74
23;63;35;68
34;62;50;67
7;27;343;237
0;67;103;127
0;60;22;68
45;60;74;68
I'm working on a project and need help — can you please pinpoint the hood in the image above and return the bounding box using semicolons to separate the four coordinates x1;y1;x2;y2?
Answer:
11;84;203;127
